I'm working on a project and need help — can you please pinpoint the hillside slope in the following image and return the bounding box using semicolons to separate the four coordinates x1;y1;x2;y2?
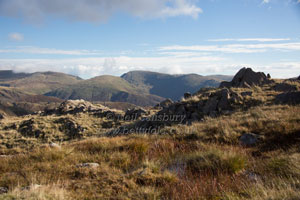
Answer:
0;70;82;94
45;75;164;106
0;86;62;116
121;71;232;100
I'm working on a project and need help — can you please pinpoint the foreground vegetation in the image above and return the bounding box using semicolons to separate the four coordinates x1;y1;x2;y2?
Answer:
0;104;299;199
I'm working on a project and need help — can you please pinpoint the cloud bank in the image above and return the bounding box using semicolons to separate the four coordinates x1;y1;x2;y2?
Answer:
0;0;202;23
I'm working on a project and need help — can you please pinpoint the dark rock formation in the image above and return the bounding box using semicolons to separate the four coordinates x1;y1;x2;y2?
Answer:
272;83;298;92
184;92;192;99
220;68;273;88
44;99;102;115
125;108;147;119
275;92;300;105
18;119;44;138
157;98;174;109
55;117;85;139
240;133;262;146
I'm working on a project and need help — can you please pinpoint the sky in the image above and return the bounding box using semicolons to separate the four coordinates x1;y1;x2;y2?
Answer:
0;0;300;79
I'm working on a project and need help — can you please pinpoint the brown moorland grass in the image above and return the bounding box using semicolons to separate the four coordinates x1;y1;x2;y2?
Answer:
0;104;299;199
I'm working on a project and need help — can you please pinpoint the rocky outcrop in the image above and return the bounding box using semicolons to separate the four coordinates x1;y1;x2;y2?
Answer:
184;92;192;99
44;99;109;115
220;68;273;88
239;133;262;146
125;108;147;119
272;83;298;92
152;88;243;124
0;113;4;120
18;119;44;138
275;92;300;105
55;117;85;139
156;99;174;109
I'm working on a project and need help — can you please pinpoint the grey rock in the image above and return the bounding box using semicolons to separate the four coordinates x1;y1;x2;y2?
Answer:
240;133;261;146
49;142;61;149
203;96;218;115
159;98;173;108
0;187;8;194
77;163;100;169
125;108;147;119
220;67;273;88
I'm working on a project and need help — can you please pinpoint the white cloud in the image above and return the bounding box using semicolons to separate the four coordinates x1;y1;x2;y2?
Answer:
0;46;102;55
0;56;299;79
159;42;300;53
0;0;202;23
208;38;290;42
8;32;24;41
262;0;270;4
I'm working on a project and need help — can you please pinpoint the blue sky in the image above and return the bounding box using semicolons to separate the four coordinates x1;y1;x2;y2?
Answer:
0;0;300;78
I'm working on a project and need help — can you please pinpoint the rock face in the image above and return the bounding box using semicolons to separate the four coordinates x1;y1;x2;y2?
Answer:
220;68;273;88
275;92;300;105
298;76;300;80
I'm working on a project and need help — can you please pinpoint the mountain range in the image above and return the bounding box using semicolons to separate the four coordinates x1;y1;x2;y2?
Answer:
0;70;232;115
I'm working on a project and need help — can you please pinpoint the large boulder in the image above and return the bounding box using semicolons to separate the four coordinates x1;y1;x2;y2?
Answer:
220;68;273;88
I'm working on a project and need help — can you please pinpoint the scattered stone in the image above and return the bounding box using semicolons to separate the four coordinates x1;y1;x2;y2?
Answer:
220;67;273;88
49;142;61;149
275;91;300;105
0;113;5;120
239;133;261;146
77;163;100;169
0;187;8;194
184;92;192;99
242;171;262;183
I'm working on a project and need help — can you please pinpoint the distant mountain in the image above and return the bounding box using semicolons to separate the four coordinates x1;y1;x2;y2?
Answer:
0;70;82;95
121;71;233;100
45;75;164;106
0;86;62;116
